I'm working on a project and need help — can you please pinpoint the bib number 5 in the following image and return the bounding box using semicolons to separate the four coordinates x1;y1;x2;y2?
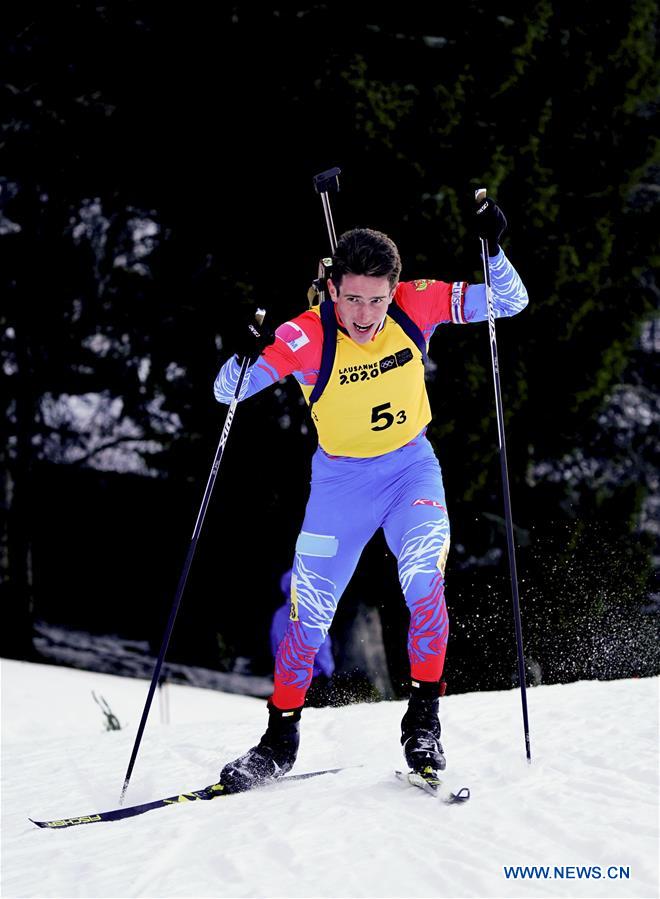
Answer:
371;402;407;431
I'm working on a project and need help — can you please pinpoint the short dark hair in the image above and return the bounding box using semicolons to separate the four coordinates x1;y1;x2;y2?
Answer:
331;228;402;291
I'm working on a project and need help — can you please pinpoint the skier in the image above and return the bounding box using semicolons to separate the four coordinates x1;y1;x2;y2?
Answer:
213;198;528;790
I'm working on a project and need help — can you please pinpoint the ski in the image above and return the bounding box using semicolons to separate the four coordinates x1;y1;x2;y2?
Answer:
29;766;350;829
395;769;470;804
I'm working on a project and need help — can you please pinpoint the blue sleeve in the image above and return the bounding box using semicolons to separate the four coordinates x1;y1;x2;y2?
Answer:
213;354;281;405
461;249;529;323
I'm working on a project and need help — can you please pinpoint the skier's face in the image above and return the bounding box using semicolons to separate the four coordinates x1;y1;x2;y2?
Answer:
328;274;395;345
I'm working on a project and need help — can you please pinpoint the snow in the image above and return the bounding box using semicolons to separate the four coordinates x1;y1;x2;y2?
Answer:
32;622;274;695
1;659;658;899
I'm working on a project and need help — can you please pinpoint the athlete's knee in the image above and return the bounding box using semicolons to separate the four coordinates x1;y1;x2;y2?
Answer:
397;516;451;600
280;618;327;655
290;537;340;635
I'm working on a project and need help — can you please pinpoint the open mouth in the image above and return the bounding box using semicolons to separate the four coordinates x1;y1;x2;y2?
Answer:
353;323;374;334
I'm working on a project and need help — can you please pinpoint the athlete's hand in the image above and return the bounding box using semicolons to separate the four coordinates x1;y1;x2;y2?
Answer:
474;197;507;257
233;308;274;364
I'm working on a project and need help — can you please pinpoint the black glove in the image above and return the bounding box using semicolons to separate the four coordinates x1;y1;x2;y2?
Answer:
474;197;507;257
234;308;275;364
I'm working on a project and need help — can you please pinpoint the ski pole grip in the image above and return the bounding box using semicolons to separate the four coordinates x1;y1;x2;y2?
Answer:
314;167;341;194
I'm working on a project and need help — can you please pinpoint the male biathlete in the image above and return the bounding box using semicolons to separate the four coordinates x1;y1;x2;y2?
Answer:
213;198;528;790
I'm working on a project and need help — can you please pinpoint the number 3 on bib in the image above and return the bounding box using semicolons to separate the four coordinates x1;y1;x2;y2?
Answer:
371;402;407;431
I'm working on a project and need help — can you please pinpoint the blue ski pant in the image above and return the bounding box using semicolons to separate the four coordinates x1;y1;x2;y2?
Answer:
273;435;450;709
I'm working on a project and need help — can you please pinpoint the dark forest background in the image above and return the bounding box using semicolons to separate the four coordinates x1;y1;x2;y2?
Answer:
2;1;659;699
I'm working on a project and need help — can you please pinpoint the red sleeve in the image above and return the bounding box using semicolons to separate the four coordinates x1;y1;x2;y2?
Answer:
394;278;468;339
260;309;324;383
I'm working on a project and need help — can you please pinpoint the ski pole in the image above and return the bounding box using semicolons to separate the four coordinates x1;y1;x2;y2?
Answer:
475;188;531;762
119;316;264;803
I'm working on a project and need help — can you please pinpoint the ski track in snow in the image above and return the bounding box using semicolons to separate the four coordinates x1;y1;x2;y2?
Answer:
1;660;658;898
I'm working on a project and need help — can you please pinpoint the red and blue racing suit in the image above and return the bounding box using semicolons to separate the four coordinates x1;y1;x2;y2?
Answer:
214;249;528;708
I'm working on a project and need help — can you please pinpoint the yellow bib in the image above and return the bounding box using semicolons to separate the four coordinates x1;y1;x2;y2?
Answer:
300;315;431;457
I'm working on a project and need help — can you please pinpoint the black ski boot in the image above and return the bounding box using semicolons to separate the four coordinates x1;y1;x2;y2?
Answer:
401;679;446;774
219;703;302;793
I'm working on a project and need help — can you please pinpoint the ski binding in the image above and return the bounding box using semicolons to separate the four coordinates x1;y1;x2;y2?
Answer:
395;768;470;803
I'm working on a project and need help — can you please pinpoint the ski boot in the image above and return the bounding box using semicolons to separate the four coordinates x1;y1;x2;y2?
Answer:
219;703;302;793
400;679;446;775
